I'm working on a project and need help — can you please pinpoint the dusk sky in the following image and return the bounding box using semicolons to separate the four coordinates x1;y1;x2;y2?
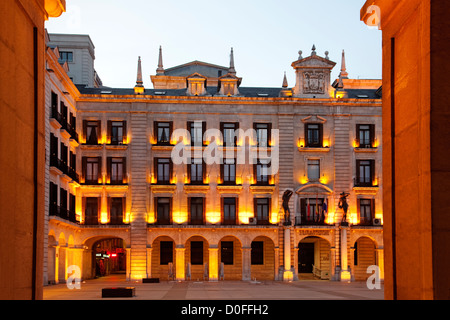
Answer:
45;0;381;89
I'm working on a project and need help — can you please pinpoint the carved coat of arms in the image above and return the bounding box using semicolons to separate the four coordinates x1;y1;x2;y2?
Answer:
303;71;325;94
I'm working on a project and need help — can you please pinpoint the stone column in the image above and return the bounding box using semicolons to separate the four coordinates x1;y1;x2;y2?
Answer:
208;245;219;281
175;245;186;281
54;245;60;284
376;247;385;281
283;226;294;281
340;225;351;281
146;246;153;279
126;247;131;281
330;247;337;281
293;246;299;281
242;247;252;281
274;247;280;280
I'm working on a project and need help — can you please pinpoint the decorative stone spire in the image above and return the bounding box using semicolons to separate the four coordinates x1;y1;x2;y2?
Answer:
156;46;165;75
311;44;317;56
298;50;303;60
229;47;236;76
282;72;288;88
136;56;143;86
339;50;349;79
134;56;144;94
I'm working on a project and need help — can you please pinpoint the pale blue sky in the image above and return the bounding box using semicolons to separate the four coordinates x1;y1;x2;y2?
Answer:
45;0;380;88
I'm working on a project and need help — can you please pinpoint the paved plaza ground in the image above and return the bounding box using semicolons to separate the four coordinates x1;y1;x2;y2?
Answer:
43;274;384;300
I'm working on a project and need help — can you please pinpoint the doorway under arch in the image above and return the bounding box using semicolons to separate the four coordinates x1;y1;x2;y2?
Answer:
298;236;331;280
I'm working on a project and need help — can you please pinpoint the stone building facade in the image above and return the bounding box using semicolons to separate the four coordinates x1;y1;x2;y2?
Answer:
44;34;383;284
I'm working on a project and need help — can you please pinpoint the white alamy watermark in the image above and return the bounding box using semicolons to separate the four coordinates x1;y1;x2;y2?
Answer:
366;265;381;290
66;265;82;290
364;5;381;30
170;127;280;176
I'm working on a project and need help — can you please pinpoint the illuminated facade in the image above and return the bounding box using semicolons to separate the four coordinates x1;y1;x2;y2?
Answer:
44;34;383;284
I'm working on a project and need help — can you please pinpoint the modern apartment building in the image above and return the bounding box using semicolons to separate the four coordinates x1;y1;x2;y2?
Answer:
44;33;383;284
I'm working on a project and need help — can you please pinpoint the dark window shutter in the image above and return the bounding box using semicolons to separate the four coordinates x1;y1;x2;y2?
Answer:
122;121;127;144
122;157;127;183
370;124;375;147
97;120;102;144
107;120;112;143
268;123;272;147
235;197;239;224
106;157;112;183
82;157;87;181
356;160;361;183
169;121;173;144
202;121;206;145
370;160;375;184
319;124;324;147
97;157;102;183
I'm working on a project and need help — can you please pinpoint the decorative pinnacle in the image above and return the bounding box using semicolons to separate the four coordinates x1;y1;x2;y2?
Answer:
311;44;317;56
229;47;236;75
298;50;303;60
282;72;288;88
156;46;164;75
339;49;349;79
136;56;143;87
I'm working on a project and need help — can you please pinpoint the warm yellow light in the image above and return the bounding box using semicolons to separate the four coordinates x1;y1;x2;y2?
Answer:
350;212;358;225
184;175;190;184
323;139;330;148
238;212;252;224
150;136;157;145
283;270;294;281
319;175;329;184
150;173;156;184
100;212;109;224
353;139;360;148
300;176;309;184
172;211;188;224
326;212;335;225
206;212;221;224
297;138;305;148
373;177;378;186
270;212;278;224
372;138;379;148
124;212;131;224
235;176;242;185
269;175;275;185
204;174;210;184
134;86;145;95
126;135;131;144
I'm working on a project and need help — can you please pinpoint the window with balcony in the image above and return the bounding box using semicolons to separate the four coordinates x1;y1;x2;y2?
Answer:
188;157;205;185
154;121;172;145
299;198;325;225
156;197;171;225
254;198;270;225
84;197;99;225
254;123;271;147
108;120;127;145
109;197;125;225
82;157;101;184
49;182;58;216
254;159;272;185
189;197;204;225
358;198;374;225
59;187;67;219
188;121;205;146
356;160;375;187
83;120;101;145
221;122;239;147
155;158;172;184
107;157;126;184
305;123;323;147
356;124;375;148
222;197;237;225
221;157;236;185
